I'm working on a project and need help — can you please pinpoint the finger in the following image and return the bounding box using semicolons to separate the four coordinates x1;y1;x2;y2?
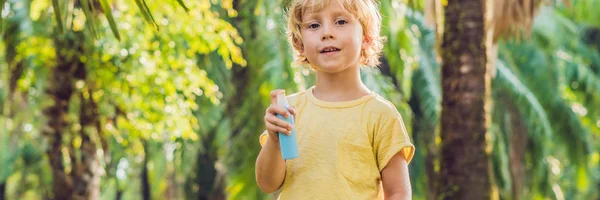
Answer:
288;106;297;116
266;115;293;131
266;122;291;135
266;114;293;130
270;89;286;105
267;105;291;118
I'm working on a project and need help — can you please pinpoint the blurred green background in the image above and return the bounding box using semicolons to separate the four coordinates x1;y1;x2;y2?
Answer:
0;0;598;199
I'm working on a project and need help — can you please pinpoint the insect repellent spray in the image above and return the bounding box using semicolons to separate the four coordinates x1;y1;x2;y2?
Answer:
277;93;299;160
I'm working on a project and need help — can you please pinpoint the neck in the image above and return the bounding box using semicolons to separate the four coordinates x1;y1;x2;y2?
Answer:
313;65;371;102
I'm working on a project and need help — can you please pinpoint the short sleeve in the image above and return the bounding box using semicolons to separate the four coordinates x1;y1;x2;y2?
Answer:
374;112;415;171
259;130;269;147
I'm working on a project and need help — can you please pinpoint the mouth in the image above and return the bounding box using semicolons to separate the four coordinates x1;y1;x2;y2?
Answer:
320;46;341;54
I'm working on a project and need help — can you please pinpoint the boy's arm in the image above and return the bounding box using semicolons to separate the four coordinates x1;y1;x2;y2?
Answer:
381;151;412;200
255;136;286;193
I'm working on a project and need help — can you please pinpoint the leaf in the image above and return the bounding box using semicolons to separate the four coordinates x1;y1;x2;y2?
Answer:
134;0;158;31
407;10;441;126
495;60;552;140
99;0;121;41
0;0;6;33
141;0;158;29
175;0;189;12
80;0;98;39
52;0;64;33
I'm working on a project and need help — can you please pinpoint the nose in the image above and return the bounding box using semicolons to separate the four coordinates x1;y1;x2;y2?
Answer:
322;34;334;40
321;25;334;40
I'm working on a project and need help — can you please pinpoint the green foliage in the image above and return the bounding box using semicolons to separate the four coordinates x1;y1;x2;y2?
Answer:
0;0;598;199
490;6;600;199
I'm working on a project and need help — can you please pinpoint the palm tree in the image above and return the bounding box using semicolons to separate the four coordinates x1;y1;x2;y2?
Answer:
43;30;86;199
203;1;599;199
1;0;28;198
437;0;491;198
1;0;244;199
185;0;301;199
3;0;597;199
411;0;600;198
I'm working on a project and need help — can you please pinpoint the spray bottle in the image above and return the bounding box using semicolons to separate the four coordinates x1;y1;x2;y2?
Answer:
277;93;299;159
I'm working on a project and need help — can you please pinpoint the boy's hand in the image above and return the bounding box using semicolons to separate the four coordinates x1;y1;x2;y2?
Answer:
264;90;296;142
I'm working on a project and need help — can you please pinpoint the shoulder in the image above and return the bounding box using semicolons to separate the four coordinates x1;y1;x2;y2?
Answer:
363;94;401;118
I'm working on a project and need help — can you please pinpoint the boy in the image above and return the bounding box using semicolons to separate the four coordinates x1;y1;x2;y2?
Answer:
255;0;415;199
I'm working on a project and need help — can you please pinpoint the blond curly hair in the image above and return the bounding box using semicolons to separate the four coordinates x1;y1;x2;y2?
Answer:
287;0;385;67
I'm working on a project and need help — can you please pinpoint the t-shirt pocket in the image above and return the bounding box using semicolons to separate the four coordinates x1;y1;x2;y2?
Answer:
337;137;379;186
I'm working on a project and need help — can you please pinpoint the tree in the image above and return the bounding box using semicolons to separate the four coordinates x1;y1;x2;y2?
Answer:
437;0;491;198
1;0;245;199
0;0;598;199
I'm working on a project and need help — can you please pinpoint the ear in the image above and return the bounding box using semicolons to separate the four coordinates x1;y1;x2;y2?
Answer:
293;36;304;53
362;35;372;48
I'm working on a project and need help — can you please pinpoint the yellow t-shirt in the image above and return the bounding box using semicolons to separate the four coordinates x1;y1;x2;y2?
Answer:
259;87;415;199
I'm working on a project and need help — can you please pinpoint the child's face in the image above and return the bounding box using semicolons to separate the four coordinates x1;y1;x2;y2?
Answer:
300;0;365;73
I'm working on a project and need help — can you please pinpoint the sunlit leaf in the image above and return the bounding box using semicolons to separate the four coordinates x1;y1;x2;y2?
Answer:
52;0;63;33
99;0;121;40
0;0;6;32
176;0;189;12
134;0;158;31
80;0;98;39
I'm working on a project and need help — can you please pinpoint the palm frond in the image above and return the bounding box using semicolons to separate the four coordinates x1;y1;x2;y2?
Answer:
99;0;121;40
494;60;552;142
406;10;441;127
52;0;64;33
133;0;158;31
492;0;544;41
176;0;190;12
381;0;416;98
533;6;600;122
405;11;441;199
497;7;599;193
489;121;512;198
499;29;596;196
532;7;578;49
563;58;600;115
499;41;593;163
80;0;98;39
493;60;553;196
0;0;6;33
212;1;297;198
561;0;600;28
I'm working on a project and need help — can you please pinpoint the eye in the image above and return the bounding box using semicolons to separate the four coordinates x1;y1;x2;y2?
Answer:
308;23;320;29
336;20;347;25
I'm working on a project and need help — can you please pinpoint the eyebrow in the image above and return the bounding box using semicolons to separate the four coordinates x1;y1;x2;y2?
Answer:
303;10;350;21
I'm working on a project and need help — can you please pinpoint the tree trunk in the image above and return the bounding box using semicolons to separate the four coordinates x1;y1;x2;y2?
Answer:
115;175;123;200
109;114;124;200
0;183;5;200
439;0;492;198
115;190;123;200
164;164;178;200
2;1;28;197
185;0;251;199
142;142;151;200
423;130;439;200
186;128;223;200
141;161;150;200
197;154;223;200
72;85;101;199
43;31;86;200
505;99;526;200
